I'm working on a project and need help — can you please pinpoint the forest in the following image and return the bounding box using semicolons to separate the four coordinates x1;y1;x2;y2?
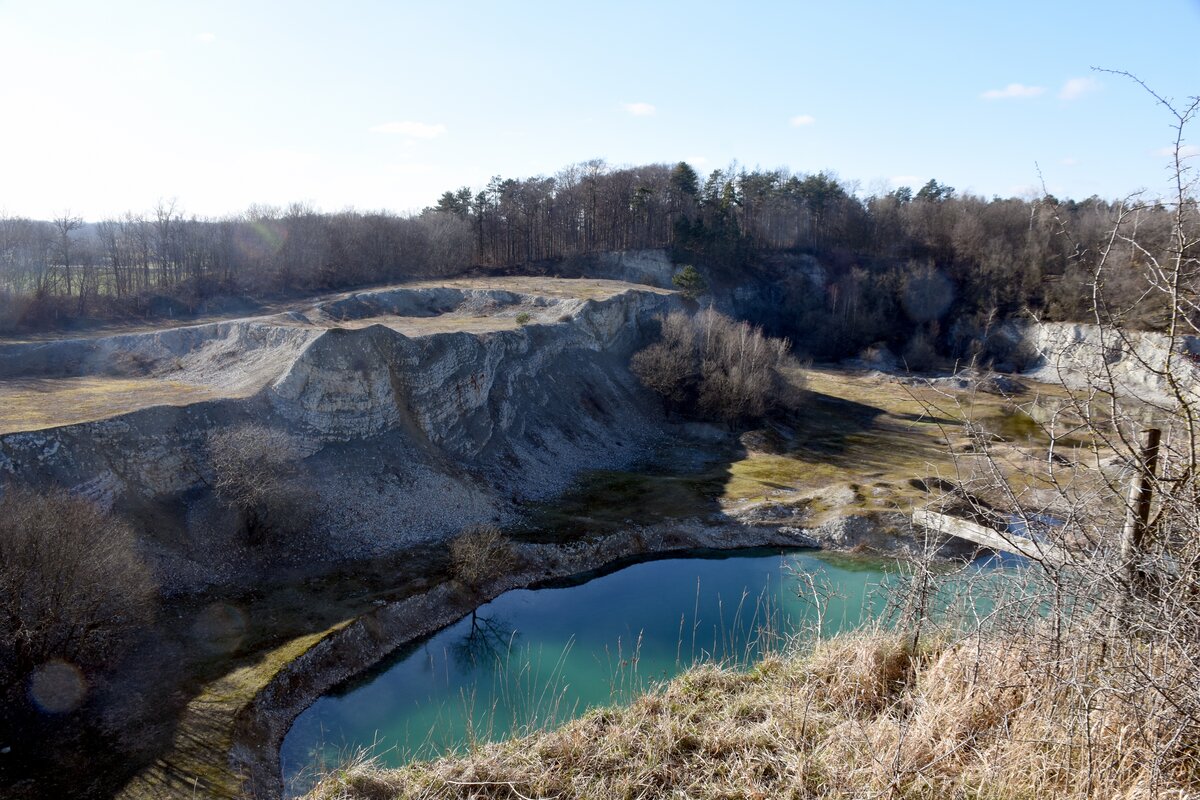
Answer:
0;160;1182;358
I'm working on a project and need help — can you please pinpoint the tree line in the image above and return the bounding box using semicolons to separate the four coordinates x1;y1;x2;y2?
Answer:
0;202;472;329
1;160;1186;345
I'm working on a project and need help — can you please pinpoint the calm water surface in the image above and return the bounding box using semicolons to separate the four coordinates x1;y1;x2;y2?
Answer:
282;548;1002;791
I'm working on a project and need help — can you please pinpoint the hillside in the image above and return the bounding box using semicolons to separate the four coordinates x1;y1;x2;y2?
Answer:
0;277;676;593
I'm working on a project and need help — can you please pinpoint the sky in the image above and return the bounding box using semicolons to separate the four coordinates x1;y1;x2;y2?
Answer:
1;0;1198;220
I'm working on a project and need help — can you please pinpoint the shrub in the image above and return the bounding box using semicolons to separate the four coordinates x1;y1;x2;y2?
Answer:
0;487;156;696
630;311;697;407
207;424;312;542
632;309;802;423
515;311;532;325
449;525;517;596
901;329;938;372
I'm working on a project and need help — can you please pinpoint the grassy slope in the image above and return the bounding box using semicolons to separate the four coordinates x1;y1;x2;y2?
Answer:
305;630;1197;800
116;623;350;800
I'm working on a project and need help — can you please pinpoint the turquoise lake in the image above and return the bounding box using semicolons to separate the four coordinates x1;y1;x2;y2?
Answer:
281;547;1008;792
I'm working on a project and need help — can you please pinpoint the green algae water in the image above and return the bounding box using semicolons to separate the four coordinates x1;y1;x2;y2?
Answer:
281;548;1006;792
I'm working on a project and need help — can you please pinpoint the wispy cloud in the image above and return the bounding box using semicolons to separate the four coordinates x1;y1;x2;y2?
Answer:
1059;77;1099;100
623;102;656;116
981;83;1045;100
1061;156;1080;166
368;121;447;138
890;175;921;187
1156;144;1200;158
789;114;816;127
685;155;709;167
195;32;217;44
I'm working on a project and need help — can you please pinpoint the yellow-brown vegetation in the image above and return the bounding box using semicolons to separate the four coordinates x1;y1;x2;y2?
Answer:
304;628;1198;800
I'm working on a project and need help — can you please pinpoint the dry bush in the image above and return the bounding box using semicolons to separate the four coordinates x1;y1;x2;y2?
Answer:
630;311;697;406
901;327;938;371
632;308;802;423
0;487;156;694
207;423;312;542
449;525;517;599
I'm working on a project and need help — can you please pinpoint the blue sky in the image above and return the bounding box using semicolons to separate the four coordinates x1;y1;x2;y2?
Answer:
1;0;1197;219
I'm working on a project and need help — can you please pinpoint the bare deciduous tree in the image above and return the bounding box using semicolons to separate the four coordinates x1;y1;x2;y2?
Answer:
449;524;517;628
207;424;312;542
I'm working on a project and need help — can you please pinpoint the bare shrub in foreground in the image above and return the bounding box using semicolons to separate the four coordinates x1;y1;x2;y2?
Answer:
0;487;156;694
904;73;1200;794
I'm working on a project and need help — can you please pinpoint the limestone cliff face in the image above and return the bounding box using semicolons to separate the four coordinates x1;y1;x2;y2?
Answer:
997;320;1200;404
0;281;677;592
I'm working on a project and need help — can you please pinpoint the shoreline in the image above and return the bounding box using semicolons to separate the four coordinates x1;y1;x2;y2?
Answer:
120;510;939;799
239;509;959;800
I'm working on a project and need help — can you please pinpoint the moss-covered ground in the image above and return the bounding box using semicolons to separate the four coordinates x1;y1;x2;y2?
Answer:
530;367;1093;540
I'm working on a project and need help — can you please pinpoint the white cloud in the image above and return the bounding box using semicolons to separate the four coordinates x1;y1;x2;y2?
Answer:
684;155;709;167
1059;77;1099;100
1061;156;1079;166
789;114;816;127
890;175;921;187
1156;144;1200;158
981;83;1045;100
368;121;447;138
623;102;656;116
195;32;216;44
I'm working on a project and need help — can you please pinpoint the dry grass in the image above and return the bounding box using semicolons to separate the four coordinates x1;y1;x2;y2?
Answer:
405;276;673;301
0;376;222;434
303;628;1198;800
719;368;1101;517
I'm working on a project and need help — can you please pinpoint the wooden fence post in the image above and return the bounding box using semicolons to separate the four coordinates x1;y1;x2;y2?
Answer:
1120;427;1161;595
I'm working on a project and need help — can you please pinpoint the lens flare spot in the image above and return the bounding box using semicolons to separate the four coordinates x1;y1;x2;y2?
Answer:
192;602;248;653
28;660;87;714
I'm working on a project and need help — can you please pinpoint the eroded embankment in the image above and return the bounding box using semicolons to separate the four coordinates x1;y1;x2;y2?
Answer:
0;278;677;593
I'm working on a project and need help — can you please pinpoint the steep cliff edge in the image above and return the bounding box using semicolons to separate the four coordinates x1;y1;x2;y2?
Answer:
0;278;678;593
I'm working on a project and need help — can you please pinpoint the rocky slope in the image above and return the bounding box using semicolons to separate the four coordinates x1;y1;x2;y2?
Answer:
999;320;1200;405
0;278;678;593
